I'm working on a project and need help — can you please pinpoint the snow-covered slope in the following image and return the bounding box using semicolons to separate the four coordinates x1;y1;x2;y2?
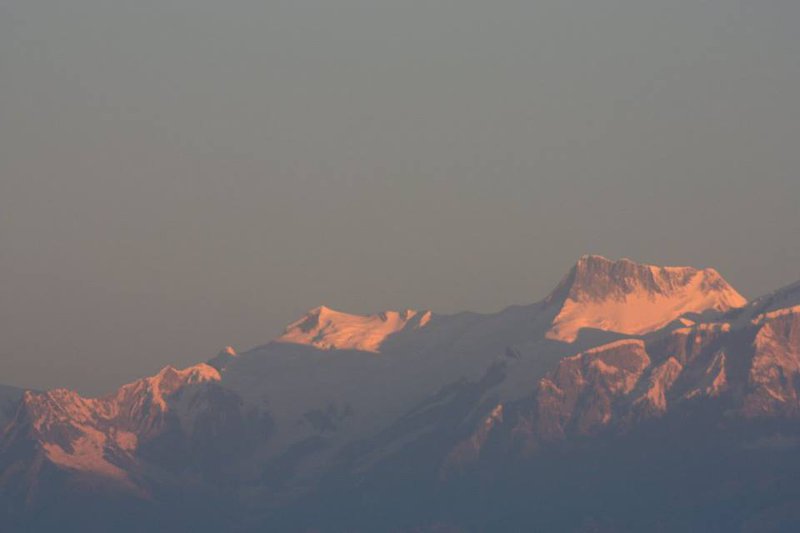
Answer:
730;279;800;326
2;256;747;488
2;254;784;529
211;256;747;482
545;255;746;342
443;291;800;472
277;306;432;352
0;363;222;495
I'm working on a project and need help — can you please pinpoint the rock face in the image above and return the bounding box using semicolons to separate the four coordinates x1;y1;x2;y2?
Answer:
446;304;800;471
743;306;800;417
0;364;224;501
526;339;652;442
545;255;746;342
1;256;798;532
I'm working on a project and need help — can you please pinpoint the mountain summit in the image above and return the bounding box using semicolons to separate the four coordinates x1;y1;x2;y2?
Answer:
277;306;432;352
545;255;746;342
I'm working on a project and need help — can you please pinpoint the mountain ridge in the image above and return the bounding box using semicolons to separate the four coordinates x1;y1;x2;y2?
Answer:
277;306;433;353
1;255;798;532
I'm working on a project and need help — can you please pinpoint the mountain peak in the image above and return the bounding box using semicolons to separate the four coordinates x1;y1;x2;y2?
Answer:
277;306;432;353
546;256;746;342
220;346;237;357
207;346;238;371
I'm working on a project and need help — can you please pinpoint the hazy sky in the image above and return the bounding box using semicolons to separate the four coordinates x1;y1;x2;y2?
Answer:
1;0;799;395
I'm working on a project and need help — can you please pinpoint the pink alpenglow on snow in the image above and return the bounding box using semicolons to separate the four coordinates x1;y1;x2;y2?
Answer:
15;362;221;488
546;255;746;342
278;306;432;353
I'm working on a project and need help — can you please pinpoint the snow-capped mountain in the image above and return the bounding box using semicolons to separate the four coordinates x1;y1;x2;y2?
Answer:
545;255;746;342
445;301;800;471
3;255;799;532
278;306;432;352
1;363;223;498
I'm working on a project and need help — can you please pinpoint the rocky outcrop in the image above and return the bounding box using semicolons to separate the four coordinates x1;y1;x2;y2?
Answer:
446;303;800;471
0;363;222;496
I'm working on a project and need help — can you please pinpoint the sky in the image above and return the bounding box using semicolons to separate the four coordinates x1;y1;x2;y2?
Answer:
1;0;799;395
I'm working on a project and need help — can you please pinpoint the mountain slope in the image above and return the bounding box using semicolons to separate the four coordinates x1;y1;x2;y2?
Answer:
0;363;223;501
0;385;26;432
3;255;795;533
278;306;432;352
545;255;746;342
442;288;800;473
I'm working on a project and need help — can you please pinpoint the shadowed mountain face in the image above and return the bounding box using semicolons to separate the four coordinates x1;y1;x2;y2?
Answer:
0;386;26;437
2;256;800;532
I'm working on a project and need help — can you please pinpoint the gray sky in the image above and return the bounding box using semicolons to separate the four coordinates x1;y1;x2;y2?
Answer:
1;0;799;395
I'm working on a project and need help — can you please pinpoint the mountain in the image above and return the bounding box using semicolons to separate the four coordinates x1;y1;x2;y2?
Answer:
545;255;746;342
0;364;223;502
446;300;800;467
3;255;800;532
278;306;432;352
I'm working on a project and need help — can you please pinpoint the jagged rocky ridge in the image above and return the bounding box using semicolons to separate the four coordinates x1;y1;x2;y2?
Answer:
2;255;799;532
444;303;800;472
